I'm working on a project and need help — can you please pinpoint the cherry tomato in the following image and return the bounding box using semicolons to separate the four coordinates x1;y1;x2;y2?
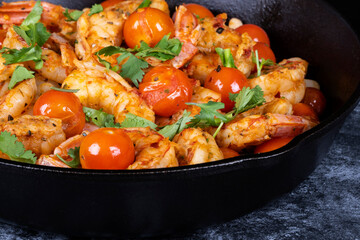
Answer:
123;7;175;48
293;103;318;120
0;29;6;48
139;66;194;117
302;87;326;116
235;24;270;46
184;3;214;18
253;42;275;62
79;128;135;170
220;147;240;159
204;66;250;112
254;137;294;154
33;90;85;138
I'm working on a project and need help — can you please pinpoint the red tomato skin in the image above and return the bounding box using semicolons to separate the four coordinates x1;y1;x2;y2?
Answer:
253;42;276;62
139;66;194;117
204;66;249;112
220;147;240;159
79;128;135;170
123;7;175;48
302;87;326;116
235;24;270;46
184;3;214;18
254;137;294;154
293;103;318;120
33;90;85;138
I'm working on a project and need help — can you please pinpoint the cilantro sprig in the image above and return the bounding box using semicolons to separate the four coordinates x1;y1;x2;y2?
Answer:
0;131;37;164
95;34;182;87
63;8;83;21
8;66;34;89
0;0;50;69
215;48;237;69
158;110;192;140
88;4;103;16
252;50;275;77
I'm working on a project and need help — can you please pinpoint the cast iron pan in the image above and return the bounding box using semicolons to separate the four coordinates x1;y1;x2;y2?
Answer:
0;0;359;238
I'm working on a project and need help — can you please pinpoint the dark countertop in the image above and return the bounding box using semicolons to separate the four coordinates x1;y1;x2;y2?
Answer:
0;103;359;240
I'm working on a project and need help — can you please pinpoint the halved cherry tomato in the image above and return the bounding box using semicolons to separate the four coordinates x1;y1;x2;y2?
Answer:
79;128;135;170
184;3;214;18
139;66;194;117
123;7;175;48
293;103;318;120
220;147;240;159
204;66;249;112
254;137;294;154
302;87;326;116
235;24;270;46
33;90;85;138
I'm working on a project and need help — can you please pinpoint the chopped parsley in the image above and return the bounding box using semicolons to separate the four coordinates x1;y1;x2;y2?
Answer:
8;66;34;90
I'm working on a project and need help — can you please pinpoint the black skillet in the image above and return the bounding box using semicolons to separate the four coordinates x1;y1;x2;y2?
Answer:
0;0;359;238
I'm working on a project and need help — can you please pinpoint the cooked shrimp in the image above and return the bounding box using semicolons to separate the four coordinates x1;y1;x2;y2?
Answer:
173;128;223;165
37;130;88;168
36;155;70;168
75;7;125;60
2;27;73;84
249;58;308;104
62;61;155;123
171;5;201;68
124;127;178;169
238;98;293;118
0;54;19;83
184;16;255;80
210;113;318;152
0;115;66;156
0;78;36;121
0;1;77;41
103;0;170;15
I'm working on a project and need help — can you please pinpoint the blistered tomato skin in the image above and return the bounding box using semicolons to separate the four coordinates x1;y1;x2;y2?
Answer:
235;24;270;46
33;90;85;138
123;7;175;48
139;66;194;117
204;66;249;113
79;128;135;170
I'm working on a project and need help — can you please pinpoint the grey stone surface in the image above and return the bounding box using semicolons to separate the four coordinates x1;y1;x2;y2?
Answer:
0;102;359;240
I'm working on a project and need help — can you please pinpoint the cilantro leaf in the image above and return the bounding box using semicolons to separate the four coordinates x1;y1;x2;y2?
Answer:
88;4;103;16
229;85;266;115
83;107;120;128
158;110;193;140
117;52;149;87
95;35;182;87
120;113;158;130
63;9;83;21
0;45;44;69
136;0;152;9
215;48;237;69
186;101;230;128
55;147;81;168
0;131;37;164
135;34;183;61
21;0;43;27
8;66;34;89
